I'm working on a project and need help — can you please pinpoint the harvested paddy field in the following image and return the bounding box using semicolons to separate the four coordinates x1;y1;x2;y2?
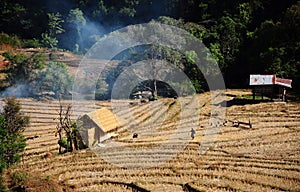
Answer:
2;90;300;191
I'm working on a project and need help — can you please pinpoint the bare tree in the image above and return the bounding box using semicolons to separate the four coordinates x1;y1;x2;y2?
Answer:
55;100;79;153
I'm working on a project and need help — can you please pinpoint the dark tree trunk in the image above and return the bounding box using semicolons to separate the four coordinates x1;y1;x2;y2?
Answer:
152;79;158;98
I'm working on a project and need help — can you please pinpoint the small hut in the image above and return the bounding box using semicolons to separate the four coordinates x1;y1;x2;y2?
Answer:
79;108;119;147
250;74;292;101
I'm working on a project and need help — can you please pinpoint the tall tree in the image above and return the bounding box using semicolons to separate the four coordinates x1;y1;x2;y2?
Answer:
0;98;29;168
41;12;65;48
245;2;299;80
66;8;86;50
35;61;73;98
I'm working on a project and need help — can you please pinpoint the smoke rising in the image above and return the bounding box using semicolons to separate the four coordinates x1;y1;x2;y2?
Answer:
44;0;181;52
1;84;32;98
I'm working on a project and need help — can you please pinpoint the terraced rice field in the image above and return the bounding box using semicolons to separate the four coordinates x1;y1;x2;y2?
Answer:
2;90;300;191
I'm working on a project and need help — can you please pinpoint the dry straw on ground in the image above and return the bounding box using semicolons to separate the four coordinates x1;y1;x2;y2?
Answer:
2;90;300;191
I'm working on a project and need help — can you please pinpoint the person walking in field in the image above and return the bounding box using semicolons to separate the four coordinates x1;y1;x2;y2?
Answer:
190;128;196;139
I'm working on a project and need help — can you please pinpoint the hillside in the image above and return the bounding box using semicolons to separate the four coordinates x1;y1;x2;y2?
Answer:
1;90;299;191
0;1;299;190
1;0;300;90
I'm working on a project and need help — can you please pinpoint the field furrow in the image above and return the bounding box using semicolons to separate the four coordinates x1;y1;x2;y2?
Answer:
2;91;299;191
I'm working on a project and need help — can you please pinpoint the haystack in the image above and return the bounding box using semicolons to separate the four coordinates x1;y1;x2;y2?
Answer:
79;108;119;147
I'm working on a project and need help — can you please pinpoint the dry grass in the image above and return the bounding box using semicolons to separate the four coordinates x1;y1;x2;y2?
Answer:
2;89;300;191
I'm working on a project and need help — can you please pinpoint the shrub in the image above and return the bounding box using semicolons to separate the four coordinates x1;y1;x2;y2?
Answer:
95;79;109;100
0;34;21;48
40;33;58;48
11;171;28;186
2;52;46;88
22;39;41;48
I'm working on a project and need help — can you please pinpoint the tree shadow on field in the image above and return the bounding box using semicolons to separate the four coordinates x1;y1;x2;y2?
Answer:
218;97;273;107
216;91;300;107
288;91;300;103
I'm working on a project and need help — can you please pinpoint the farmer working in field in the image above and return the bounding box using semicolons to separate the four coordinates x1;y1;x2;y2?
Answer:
190;128;195;139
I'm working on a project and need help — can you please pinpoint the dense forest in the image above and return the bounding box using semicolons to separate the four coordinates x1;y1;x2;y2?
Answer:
0;0;299;93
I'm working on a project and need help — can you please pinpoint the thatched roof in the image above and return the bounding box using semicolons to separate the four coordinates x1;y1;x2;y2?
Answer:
83;108;119;133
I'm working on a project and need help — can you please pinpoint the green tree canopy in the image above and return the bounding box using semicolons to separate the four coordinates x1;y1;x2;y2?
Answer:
0;98;29;168
2;52;46;87
35;61;73;98
67;8;86;49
